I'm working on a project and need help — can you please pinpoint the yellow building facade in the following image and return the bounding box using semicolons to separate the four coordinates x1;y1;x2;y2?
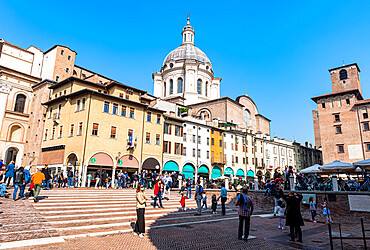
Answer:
40;77;164;186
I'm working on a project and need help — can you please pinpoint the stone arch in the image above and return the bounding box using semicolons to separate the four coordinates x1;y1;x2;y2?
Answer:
4;146;19;165
142;157;161;171
65;152;79;166
117;153;139;169
196;108;212;121
182;163;195;179
88;151;114;167
7;123;24;142
257;170;263;181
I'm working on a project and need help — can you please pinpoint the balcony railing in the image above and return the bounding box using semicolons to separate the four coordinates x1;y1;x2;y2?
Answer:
211;156;226;164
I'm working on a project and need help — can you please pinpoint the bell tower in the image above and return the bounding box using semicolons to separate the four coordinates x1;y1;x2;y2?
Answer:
329;63;362;94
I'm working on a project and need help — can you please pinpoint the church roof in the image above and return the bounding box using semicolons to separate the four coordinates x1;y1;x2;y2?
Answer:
162;44;211;67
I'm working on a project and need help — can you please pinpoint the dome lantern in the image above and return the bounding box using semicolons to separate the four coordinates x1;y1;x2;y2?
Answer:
181;15;195;45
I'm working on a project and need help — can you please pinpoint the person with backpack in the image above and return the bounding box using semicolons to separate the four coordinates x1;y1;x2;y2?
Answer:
283;192;304;242
21;166;31;198
218;182;228;215
235;187;254;242
194;179;203;216
13;167;25;201
41;165;52;189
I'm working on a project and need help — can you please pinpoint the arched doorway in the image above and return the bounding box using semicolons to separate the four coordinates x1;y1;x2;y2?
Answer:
257;170;263;182
117;154;139;174
236;169;245;179
182;164;195;180
198;165;209;179
265;171;271;182
65;153;78;173
5;147;18;165
224;167;234;177
142;157;160;173
247;170;254;179
211;166;222;179
163;161;179;172
87;152;114;180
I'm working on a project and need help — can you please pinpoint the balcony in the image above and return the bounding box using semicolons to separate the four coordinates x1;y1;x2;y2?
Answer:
211;156;226;164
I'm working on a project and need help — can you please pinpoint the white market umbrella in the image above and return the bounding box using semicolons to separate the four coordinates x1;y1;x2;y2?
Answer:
299;164;322;174
353;159;370;171
319;160;355;173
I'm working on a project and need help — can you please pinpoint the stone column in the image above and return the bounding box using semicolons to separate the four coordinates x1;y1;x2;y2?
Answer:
201;177;205;187
289;175;295;190
332;175;338;191
225;178;229;190
112;167;116;189
81;164;87;188
254;178;259;190
178;176;182;189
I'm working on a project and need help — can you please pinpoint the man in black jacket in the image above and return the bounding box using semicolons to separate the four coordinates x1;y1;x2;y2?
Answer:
13;167;25;201
42;165;52;190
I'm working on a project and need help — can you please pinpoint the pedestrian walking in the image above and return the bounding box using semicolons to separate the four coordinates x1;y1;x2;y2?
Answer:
283;192;304;242
274;185;284;216
41;165;52;189
322;198;333;224
218;183;227;215
31;167;45;202
153;178;163;208
0;180;7;197
201;191;207;210
4;161;15;187
309;197;317;223
101;170;108;189
186;177;192;198
22;166;31;198
211;194;218;214
235;187;254;242
67;169;74;188
194;180;203;216
13;167;25;201
95;169;100;189
134;183;148;238
277;200;285;229
87;173;92;188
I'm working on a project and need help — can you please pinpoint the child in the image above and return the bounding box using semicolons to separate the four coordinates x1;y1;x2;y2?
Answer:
322;198;333;224
211;194;218;214
179;191;188;211
309;197;317;223
201;191;207;210
277;200;285;229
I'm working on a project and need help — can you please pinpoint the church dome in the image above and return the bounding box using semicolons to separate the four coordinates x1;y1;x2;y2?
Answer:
162;44;211;67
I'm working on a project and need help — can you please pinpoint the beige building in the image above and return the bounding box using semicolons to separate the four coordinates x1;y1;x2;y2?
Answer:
40;77;164;186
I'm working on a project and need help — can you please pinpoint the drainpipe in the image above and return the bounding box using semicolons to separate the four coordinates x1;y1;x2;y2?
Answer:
81;92;92;187
356;107;366;160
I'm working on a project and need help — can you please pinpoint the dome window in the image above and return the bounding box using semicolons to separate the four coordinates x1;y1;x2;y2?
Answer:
177;78;183;93
169;79;174;95
206;66;209;70
197;79;202;95
170;63;174;68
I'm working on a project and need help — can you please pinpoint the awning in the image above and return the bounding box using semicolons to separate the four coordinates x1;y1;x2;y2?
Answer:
211;166;222;179
247;170;254;178
163;161;179;172
224;167;234;176
182;164;195;179
198;165;209;174
236;169;245;177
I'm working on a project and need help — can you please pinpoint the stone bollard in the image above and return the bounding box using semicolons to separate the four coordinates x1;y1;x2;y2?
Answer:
289;175;295;190
332;175;338;191
178;176;182;189
225;178;229;190
254;178;259;190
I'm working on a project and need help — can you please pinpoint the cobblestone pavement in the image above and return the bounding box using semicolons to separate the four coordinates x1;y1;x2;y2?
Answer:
1;188;369;249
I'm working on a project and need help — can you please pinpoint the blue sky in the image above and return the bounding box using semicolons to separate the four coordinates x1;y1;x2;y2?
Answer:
1;1;370;144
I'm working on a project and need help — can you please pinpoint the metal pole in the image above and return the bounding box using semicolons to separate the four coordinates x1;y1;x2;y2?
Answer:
328;222;334;250
339;223;343;250
361;218;367;250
